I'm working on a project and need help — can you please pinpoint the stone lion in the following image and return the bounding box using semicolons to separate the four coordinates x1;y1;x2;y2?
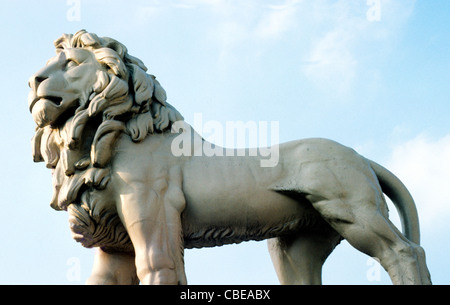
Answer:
29;30;431;285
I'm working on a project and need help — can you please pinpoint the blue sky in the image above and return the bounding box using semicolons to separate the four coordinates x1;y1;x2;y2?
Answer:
0;0;448;284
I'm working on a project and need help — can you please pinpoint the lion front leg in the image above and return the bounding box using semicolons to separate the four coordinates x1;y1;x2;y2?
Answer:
130;216;179;285
86;248;138;285
115;169;187;285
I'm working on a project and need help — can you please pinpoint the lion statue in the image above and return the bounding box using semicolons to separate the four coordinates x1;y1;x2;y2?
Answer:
29;30;431;285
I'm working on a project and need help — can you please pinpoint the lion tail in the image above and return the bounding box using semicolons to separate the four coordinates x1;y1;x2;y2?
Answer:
368;160;421;245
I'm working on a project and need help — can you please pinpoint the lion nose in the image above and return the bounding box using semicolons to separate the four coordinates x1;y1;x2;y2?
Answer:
28;74;48;91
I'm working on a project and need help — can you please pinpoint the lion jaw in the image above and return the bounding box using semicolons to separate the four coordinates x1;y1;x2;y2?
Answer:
30;96;78;128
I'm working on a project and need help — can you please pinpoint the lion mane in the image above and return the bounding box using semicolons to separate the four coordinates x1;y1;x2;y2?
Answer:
32;30;183;252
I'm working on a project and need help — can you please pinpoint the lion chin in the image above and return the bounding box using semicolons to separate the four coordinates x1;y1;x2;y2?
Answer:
30;94;80;128
30;98;61;127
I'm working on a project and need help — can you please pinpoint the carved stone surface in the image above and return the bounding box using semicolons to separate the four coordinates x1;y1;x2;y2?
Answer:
29;30;431;285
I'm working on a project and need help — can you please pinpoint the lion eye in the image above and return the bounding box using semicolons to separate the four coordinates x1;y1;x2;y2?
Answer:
65;59;78;70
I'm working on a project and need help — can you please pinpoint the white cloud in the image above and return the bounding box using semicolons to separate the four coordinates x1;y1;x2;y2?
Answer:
256;1;300;39
300;0;416;98
131;0;416;98
302;28;358;96
299;1;363;91
165;1;299;58
191;1;302;67
386;134;450;230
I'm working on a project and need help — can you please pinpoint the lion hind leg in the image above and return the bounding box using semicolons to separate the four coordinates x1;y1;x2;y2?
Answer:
300;161;431;284
268;228;341;285
314;197;430;284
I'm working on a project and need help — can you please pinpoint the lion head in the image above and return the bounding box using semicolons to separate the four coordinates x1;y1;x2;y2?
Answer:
30;30;183;251
30;29;183;138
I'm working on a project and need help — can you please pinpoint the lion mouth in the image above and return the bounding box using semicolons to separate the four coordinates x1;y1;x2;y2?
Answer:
43;96;63;106
30;94;80;128
29;95;63;113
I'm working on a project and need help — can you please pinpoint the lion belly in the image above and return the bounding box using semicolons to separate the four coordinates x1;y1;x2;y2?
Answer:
180;153;325;249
